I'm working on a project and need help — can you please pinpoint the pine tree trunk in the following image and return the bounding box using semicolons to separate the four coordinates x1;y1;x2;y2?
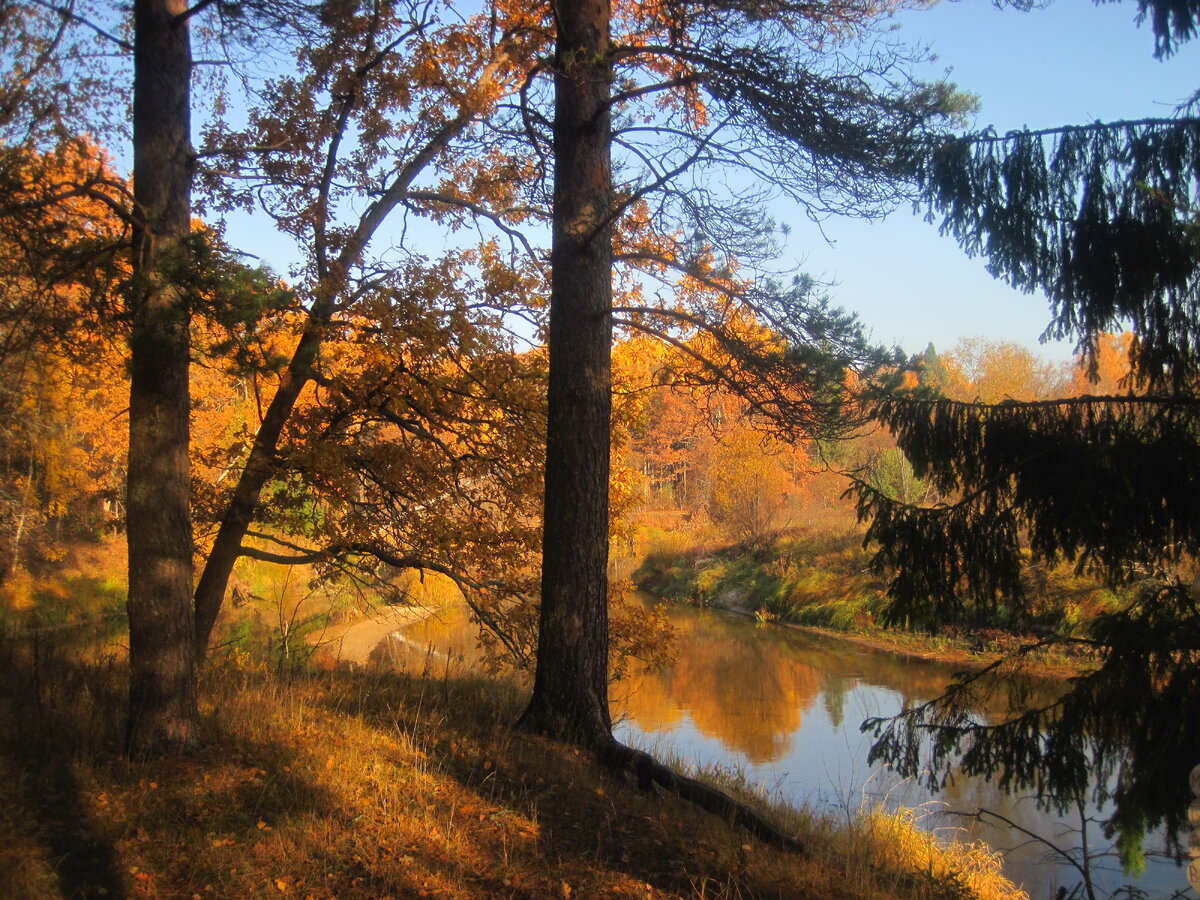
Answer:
126;0;198;756
519;0;615;747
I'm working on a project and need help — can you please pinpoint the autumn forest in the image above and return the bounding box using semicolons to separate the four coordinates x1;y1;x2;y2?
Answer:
2;0;1200;897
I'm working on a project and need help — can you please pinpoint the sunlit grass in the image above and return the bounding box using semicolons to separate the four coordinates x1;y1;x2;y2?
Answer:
606;741;1028;900
854;805;1030;900
0;637;1027;900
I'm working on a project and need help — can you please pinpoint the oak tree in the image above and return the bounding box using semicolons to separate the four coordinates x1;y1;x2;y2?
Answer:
190;0;545;658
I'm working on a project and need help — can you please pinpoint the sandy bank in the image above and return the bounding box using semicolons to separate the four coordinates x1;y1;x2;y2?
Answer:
308;604;439;666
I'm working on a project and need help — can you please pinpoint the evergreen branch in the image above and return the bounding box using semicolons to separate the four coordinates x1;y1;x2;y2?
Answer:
946;117;1195;145
608;73;706;107
906;115;1200;387
591;132;720;248
616;249;747;300
871;392;1200;413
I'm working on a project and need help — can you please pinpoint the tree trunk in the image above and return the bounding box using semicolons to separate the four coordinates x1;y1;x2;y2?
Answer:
193;328;321;655
519;0;615;746
126;0;197;756
191;99;482;658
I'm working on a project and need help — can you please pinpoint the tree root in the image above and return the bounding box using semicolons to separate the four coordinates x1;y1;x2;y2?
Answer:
596;739;806;853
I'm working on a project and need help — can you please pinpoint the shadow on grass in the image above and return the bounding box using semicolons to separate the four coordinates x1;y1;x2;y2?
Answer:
0;633;130;899
307;663;778;899
0;636;341;899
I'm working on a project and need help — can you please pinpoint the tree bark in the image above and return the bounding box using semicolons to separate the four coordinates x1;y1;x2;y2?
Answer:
193;326;321;655
126;0;198;756
519;0;615;746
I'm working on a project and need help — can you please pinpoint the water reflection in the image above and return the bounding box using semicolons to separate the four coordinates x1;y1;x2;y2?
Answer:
315;603;488;671
614;609;822;763
341;598;1185;899
383;603;487;668
610;603;1182;899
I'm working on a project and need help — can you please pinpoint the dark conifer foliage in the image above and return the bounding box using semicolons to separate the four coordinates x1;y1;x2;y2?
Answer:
856;394;1200;625
1127;0;1200;55
1003;0;1200;59
853;0;1200;863
908;119;1200;387
864;580;1200;869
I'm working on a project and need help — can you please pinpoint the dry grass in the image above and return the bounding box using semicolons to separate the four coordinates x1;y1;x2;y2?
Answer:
0;639;1025;900
853;806;1030;900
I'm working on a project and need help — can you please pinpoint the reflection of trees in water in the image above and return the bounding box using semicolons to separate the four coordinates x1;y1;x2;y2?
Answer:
611;668;687;732
614;602;1067;767
615;611;823;764
821;670;851;729
741;616;1065;725
612;602;1171;898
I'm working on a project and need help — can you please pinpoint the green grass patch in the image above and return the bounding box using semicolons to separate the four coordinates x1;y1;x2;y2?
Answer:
635;530;887;631
635;528;1138;645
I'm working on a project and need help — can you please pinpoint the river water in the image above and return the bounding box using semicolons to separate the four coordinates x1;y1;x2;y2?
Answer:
349;599;1187;899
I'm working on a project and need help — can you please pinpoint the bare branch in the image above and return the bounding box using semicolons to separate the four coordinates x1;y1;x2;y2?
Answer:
405;190;541;260
29;0;133;52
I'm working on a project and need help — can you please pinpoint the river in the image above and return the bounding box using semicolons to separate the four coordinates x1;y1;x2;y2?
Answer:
333;598;1188;899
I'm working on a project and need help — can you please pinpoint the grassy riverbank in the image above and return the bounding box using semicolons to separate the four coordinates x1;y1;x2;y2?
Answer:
0;639;1028;900
633;530;1123;672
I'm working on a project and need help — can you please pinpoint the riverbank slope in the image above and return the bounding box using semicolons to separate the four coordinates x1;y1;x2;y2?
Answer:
0;643;1026;899
633;530;1113;676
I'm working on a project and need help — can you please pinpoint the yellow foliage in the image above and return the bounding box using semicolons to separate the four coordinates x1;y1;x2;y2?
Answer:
0;569;36;612
391;569;465;608
941;337;1070;403
707;427;805;544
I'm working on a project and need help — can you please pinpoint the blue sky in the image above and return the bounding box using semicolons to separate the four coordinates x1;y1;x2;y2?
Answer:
786;0;1199;361
215;1;1198;362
